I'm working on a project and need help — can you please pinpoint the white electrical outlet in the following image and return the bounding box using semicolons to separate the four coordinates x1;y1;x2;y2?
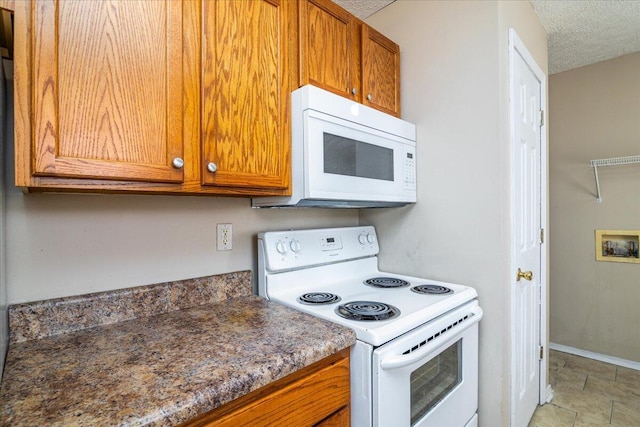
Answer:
216;223;232;251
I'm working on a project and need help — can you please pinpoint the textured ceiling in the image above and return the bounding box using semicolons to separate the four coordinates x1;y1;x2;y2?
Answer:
530;0;640;74
332;0;395;19
334;0;640;76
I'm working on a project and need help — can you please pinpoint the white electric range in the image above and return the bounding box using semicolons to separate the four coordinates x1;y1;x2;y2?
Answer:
258;226;482;427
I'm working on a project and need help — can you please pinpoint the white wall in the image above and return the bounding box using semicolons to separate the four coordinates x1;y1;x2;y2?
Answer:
5;192;358;303
549;53;640;361
364;1;547;425
1;59;8;378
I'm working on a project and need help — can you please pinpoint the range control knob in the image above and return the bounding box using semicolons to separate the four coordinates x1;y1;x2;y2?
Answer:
358;234;367;244
290;240;301;253
275;241;287;255
367;233;376;244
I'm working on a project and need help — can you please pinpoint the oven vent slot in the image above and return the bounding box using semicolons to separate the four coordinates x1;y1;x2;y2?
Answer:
401;314;471;355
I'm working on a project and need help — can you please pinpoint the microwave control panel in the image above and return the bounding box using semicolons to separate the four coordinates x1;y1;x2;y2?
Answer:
404;151;416;190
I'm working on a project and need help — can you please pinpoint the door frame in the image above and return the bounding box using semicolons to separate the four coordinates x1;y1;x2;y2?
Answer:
508;28;550;425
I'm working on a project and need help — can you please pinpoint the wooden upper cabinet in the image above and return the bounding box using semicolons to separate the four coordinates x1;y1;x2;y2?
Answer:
362;24;400;117
201;0;291;190
32;0;184;183
298;0;400;117
299;0;359;100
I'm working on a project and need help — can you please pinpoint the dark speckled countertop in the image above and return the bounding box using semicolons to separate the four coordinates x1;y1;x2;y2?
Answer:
0;272;356;426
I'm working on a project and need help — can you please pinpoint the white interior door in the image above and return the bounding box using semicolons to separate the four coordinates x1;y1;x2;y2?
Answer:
510;30;544;427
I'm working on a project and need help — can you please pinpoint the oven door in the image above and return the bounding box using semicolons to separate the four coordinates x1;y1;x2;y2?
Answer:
372;302;482;427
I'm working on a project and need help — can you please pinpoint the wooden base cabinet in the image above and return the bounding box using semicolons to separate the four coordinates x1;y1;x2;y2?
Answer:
299;0;400;117
14;0;293;196
182;349;351;427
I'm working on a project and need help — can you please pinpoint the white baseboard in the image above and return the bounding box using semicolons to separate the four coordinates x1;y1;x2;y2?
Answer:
549;342;640;371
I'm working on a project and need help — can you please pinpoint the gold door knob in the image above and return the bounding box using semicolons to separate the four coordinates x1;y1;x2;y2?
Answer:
516;268;533;281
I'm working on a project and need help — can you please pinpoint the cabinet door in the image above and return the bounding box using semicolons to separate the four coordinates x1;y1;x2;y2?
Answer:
315;405;350;426
32;0;184;183
362;24;401;117
201;0;290;190
182;350;351;427
299;0;359;100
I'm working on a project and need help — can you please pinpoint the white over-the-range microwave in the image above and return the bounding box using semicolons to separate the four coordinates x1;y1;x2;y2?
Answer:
252;85;417;208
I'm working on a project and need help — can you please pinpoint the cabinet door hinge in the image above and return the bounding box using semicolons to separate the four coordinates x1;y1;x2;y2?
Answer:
540;228;545;244
539;110;545;127
539;346;544;360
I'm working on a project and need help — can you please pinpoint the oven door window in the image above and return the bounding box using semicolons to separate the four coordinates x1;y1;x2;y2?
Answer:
410;339;462;425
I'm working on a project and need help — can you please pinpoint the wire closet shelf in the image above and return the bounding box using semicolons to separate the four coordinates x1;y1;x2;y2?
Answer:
590;155;640;202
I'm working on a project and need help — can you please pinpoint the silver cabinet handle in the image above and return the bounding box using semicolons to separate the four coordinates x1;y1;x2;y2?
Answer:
352;88;357;95
367;93;373;101
207;162;218;173
172;157;184;169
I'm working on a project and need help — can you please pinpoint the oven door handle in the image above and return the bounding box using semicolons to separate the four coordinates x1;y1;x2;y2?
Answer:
379;306;483;370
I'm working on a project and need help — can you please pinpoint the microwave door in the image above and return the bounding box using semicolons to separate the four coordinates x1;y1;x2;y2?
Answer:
305;111;414;203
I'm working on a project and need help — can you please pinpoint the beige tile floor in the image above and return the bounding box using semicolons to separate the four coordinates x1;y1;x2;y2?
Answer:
528;349;640;427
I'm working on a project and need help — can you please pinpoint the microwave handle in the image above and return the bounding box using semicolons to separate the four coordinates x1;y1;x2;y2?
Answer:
379;306;483;370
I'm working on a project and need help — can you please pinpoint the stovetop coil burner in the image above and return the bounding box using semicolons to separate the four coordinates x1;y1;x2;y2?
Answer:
364;277;410;288
298;292;341;305
411;284;454;295
335;301;400;321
